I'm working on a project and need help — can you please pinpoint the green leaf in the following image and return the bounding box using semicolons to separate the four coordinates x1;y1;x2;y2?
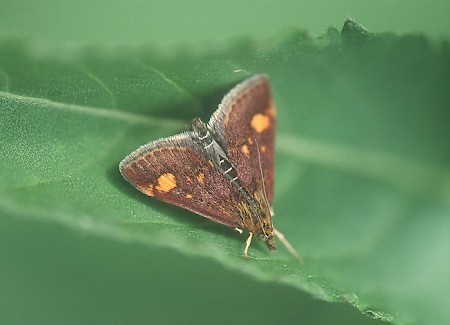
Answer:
1;20;449;324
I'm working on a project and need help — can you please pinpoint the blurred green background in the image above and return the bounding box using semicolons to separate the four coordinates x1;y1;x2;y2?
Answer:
1;1;449;325
1;0;450;45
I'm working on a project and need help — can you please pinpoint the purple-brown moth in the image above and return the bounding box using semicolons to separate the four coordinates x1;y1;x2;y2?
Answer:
119;75;301;261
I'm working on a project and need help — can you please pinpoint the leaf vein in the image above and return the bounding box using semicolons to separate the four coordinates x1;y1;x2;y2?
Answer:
277;134;450;203
79;64;118;108
137;59;203;110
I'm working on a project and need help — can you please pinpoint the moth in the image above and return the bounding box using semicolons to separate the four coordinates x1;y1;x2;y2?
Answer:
119;74;301;261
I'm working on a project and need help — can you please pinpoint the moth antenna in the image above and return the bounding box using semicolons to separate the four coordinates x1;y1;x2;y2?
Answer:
273;228;303;263
254;139;271;215
255;139;303;263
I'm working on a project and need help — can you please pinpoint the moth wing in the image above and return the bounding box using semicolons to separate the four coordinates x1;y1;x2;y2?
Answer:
119;133;245;229
208;75;276;203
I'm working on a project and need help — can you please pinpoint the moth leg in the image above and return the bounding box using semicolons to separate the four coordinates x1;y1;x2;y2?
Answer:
243;232;254;259
234;228;243;234
273;228;303;263
269;206;275;217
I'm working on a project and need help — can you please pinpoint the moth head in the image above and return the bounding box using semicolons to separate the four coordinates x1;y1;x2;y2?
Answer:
256;209;277;251
251;190;277;251
258;227;277;251
190;117;208;136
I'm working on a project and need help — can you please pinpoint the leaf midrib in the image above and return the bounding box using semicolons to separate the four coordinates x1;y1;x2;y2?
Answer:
2;91;448;204
0;91;185;128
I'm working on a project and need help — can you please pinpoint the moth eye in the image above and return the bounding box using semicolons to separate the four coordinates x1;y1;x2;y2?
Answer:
258;233;267;241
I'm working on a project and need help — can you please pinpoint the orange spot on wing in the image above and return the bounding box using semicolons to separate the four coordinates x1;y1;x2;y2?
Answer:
241;144;250;157
196;173;205;185
155;173;177;192
251;113;270;133
185;193;193;199
260;145;267;153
